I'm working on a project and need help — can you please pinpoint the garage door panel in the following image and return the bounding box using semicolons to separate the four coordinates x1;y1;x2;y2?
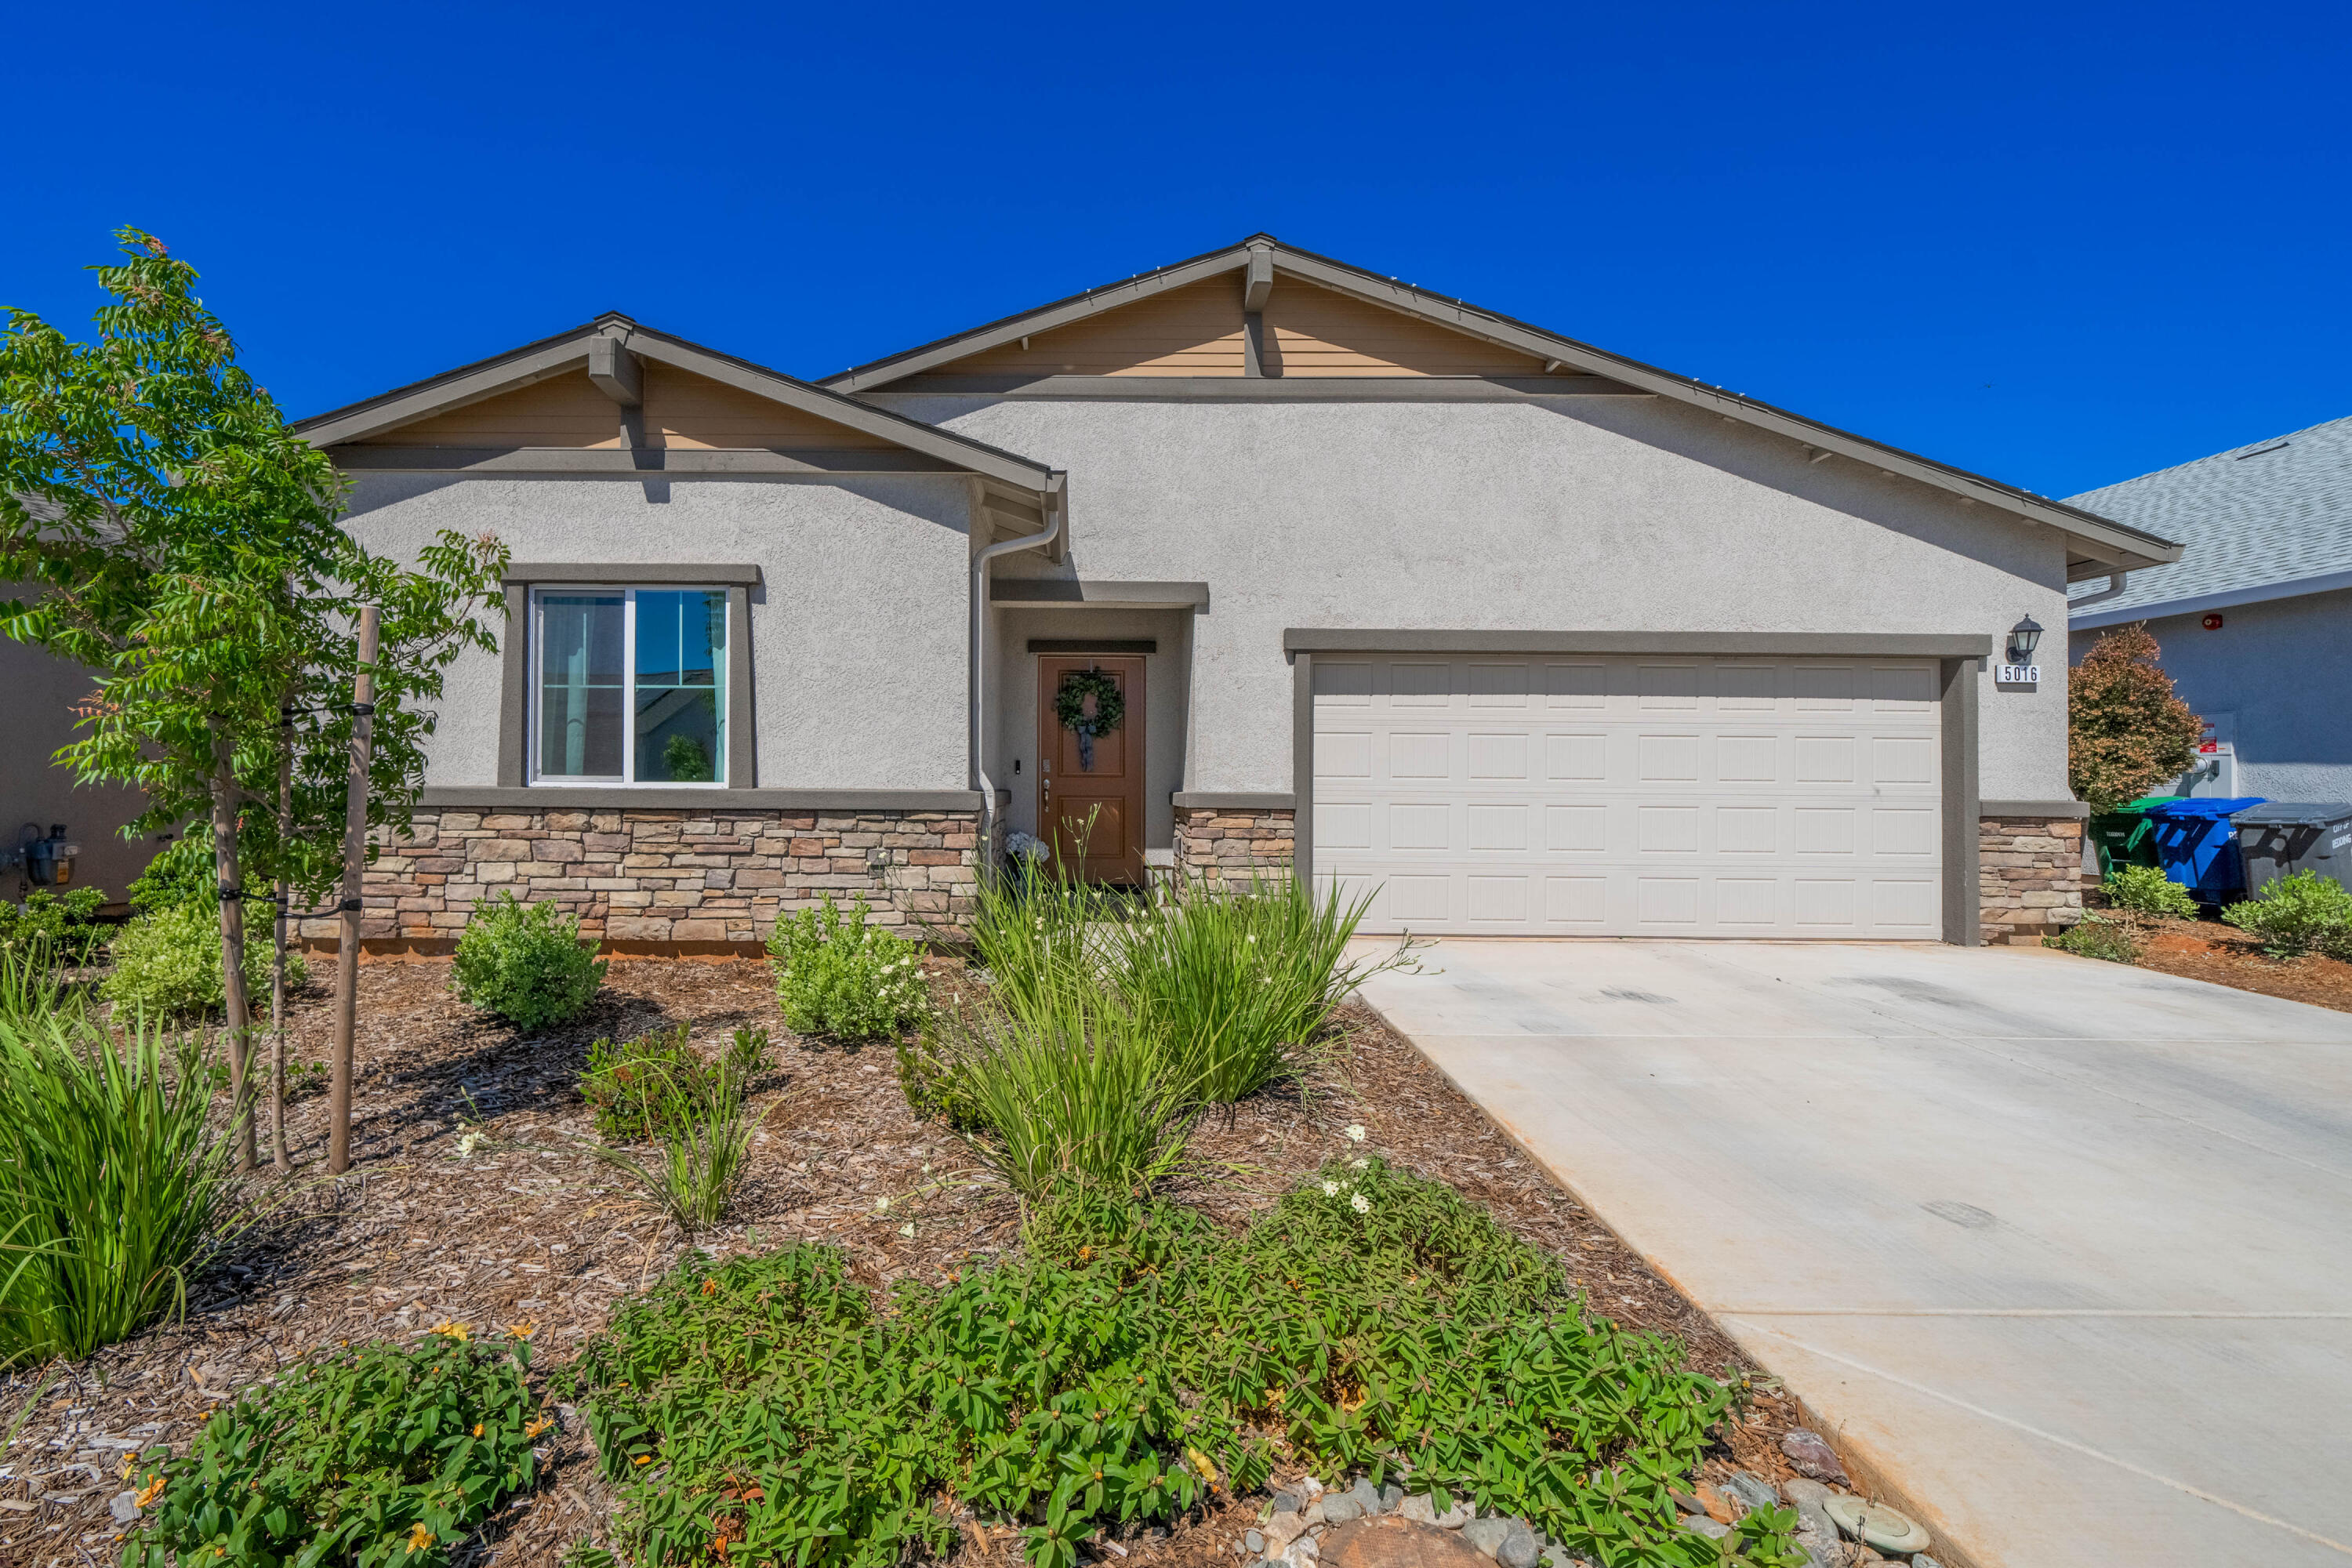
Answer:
1317;655;1941;938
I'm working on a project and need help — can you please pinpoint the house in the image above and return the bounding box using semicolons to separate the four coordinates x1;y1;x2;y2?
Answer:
2067;414;2352;800
294;235;2180;952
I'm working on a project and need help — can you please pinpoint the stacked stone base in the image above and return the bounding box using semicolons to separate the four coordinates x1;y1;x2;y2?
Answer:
1174;807;1297;884
307;807;979;952
1980;815;2085;945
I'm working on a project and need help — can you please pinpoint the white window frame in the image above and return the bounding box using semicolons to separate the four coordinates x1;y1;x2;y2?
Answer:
527;584;730;788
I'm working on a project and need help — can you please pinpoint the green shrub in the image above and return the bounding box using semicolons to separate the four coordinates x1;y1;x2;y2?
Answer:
963;866;1111;1021
2103;863;2198;919
2044;913;2142;964
1112;872;1403;1104
0;887;107;967
927;980;1190;1213
0;1012;234;1366
560;1159;1801;1568
100;898;299;1022
2223;869;2352;958
451;891;606;1029
122;1328;541;1568
126;830;217;913
579;1025;722;1142
766;895;928;1041
583;1056;757;1236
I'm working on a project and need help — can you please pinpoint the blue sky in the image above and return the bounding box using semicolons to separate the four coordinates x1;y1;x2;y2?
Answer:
5;1;2345;499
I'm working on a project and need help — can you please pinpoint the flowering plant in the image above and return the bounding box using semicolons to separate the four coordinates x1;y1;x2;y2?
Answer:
767;894;931;1042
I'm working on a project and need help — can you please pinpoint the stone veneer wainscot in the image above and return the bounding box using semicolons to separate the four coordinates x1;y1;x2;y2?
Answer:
1174;806;1297;882
1979;813;2085;946
312;807;980;949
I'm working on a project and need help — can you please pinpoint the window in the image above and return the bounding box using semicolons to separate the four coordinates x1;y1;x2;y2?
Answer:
532;587;727;785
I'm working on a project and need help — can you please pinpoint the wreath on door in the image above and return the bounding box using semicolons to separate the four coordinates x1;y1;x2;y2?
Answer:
1054;668;1125;771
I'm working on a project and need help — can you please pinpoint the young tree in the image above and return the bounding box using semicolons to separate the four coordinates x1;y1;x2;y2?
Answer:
0;227;504;1170
2070;623;2204;811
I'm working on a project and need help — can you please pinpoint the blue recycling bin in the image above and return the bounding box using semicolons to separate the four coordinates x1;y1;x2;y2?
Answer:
2144;797;2268;906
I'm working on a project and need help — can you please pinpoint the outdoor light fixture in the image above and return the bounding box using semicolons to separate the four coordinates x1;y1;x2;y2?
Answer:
2006;615;2044;665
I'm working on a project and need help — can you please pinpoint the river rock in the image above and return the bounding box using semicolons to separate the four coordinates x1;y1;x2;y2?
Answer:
1496;1521;1541;1568
1724;1473;1780;1514
1350;1477;1387;1515
1319;1516;1492;1568
1461;1517;1512;1558
1780;1429;1850;1485
1324;1496;1367;1525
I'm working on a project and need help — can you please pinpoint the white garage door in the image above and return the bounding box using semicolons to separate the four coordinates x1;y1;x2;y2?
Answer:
1312;655;1943;938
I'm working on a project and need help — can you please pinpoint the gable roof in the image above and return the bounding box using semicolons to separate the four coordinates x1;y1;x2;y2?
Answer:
822;234;2180;577
2067;414;2352;629
296;313;1060;497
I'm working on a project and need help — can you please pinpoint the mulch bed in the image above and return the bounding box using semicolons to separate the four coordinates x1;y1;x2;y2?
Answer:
2121;914;2352;1013
0;955;1808;1568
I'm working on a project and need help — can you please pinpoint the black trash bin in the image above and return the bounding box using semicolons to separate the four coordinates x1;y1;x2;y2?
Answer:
2230;803;2352;897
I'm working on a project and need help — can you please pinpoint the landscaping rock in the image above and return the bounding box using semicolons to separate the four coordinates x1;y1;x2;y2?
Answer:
1263;1513;1311;1551
1350;1477;1386;1515
1275;1490;1303;1515
1679;1515;1731;1541
1324;1496;1367;1525
1287;1537;1323;1566
1247;1530;1268;1554
1301;1476;1327;1500
1381;1484;1405;1512
1305;1501;1329;1526
1497;1521;1541;1568
1912;1557;1944;1568
1780;1479;1832;1508
1724;1472;1780;1514
1320;1516;1491;1568
1668;1490;1709;1518
1433;1499;1475;1530
1396;1495;1438;1526
1461;1516;1512;1558
1780;1429;1850;1485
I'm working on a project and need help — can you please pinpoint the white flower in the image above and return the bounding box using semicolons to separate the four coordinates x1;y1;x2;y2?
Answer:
898;1221;916;1237
874;1196;891;1213
455;1131;482;1158
1344;1124;1367;1143
1350;1192;1370;1214
1350;1157;1369;1170
1321;1180;1341;1197
1246;934;1257;943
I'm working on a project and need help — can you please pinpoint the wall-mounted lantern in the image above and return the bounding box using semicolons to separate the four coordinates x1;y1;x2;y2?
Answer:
2006;615;2044;666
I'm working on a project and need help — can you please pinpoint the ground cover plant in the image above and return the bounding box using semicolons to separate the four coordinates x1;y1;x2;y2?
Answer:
2223;869;2352;958
561;1157;1800;1568
100;896;303;1022
767;895;930;1041
121;1326;541;1568
2103;862;2198;918
452;891;607;1029
2045;912;2143;964
0;984;234;1366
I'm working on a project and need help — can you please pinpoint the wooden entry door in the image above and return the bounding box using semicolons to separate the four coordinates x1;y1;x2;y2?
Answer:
1036;654;1145;884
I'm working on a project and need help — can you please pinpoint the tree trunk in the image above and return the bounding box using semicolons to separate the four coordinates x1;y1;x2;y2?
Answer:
328;607;380;1178
270;702;293;1173
210;739;256;1172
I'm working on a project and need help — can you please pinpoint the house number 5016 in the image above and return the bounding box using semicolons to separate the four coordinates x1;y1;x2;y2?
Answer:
1998;663;2041;685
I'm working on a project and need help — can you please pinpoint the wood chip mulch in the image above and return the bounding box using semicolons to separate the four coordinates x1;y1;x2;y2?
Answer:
2123;913;2352;1013
0;955;1805;1568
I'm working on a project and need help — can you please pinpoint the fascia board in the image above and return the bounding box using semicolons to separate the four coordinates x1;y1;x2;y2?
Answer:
296;336;598;448
2069;567;2352;630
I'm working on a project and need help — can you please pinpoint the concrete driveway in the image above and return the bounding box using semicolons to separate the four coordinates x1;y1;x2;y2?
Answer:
1356;939;2352;1568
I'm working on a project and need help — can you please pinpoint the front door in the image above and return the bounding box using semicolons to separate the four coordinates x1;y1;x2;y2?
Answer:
1036;654;1145;884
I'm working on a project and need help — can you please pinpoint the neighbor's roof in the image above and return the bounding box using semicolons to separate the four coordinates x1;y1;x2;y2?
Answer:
2067;413;2352;629
823;233;2182;575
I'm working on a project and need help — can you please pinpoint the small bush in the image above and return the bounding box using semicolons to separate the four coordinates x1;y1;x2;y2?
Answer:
766;895;928;1041
580;1025;728;1142
2044;913;2142;964
122;1328;540;1568
560;1160;1799;1568
1113;872;1403;1104
0;1014;234;1366
2223;869;2352;958
126;830;217;913
452;891;606;1029
583;1058;757;1236
2103;863;2198;918
100;898;299;1022
0;887;106;967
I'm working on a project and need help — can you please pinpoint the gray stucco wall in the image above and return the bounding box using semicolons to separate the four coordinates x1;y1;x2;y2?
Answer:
338;472;974;791
2069;590;2352;802
886;393;2075;803
0;608;156;904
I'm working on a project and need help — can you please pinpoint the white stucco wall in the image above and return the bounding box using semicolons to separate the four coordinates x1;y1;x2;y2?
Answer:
884;393;2076;803
2070;590;2352;803
339;472;973;790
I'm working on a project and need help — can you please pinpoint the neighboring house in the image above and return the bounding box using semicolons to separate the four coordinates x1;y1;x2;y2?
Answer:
291;234;2177;951
2067;415;2352;800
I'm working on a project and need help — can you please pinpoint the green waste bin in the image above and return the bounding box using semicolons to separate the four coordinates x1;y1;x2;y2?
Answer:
2088;795;2180;879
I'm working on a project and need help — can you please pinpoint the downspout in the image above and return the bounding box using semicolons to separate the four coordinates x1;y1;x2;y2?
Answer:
971;474;1065;859
2070;571;2129;608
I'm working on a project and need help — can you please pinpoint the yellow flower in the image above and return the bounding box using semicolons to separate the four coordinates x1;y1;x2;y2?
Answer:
524;1415;554;1439
633;1454;652;1465
701;1277;718;1297
506;1320;537;1340
135;1474;167;1509
472;1422;485;1437
406;1521;435;1552
428;1319;470;1342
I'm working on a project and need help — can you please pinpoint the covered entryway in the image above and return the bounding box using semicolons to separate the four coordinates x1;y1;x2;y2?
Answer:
1312;654;1945;937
